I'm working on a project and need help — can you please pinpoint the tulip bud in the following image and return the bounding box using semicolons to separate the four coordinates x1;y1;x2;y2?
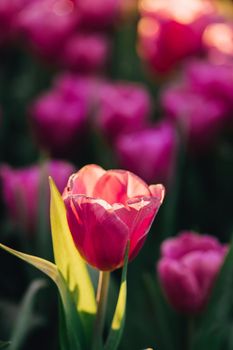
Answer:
1;160;75;234
157;231;227;314
115;121;178;186
63;164;165;271
96;82;151;142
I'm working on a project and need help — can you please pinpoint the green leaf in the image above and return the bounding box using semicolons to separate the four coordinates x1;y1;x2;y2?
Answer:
49;177;97;328
104;245;129;350
192;238;233;350
10;279;46;350
0;244;83;350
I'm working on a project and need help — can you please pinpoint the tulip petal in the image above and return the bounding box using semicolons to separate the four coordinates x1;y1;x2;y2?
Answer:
149;184;166;202
114;196;162;260
65;164;106;197
93;170;151;204
65;196;129;270
182;251;224;308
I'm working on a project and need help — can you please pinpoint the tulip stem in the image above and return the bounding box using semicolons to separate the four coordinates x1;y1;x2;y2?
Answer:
92;271;110;350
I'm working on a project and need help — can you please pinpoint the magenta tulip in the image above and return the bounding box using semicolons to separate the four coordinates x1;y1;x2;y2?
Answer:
115;121;178;186
161;83;226;151
184;59;233;113
30;75;91;157
63;164;165;271
1;160;75;234
0;0;28;44
96;82;151;142
17;0;77;59
157;231;227;314
76;0;121;29
60;32;110;72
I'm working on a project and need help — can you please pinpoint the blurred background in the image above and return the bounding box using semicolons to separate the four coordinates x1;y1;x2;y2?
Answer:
0;0;233;349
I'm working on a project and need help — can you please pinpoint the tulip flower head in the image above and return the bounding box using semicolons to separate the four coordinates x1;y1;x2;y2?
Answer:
96;82;151;142
30;78;89;157
161;83;226;151
157;231;227;314
63;164;165;271
115;121;178;186
60;32;110;72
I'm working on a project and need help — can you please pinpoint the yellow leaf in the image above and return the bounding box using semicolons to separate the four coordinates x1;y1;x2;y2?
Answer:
49;177;97;319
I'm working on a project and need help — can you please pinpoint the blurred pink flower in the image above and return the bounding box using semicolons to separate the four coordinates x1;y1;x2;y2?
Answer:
138;0;217;73
115;121;178;186
157;231;227;314
76;0;121;30
96;82;151;142
161;83;226;151
63;164;165;271
30;74;93;157
1;160;75;234
0;0;28;44
60;32;110;72
184;59;233;112
17;0;77;59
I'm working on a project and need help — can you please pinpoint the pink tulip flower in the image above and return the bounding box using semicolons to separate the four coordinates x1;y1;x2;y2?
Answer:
60;32;110;72
157;231;227;314
1;160;75;234
96;82;151;142
76;0;121;29
17;0;77;59
161;84;226;151
115;121;178;186
63;164;165;271
0;0;28;44
30;76;90;157
184;59;233;112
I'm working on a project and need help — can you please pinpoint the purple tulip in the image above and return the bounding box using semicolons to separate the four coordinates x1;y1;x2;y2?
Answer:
30;74;94;157
76;0;121;30
157;231;227;314
115;121;177;186
184;59;233;112
1;160;75;234
161;83;227;151
96;82;151;142
17;0;77;59
0;0;28;44
60;32;110;72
